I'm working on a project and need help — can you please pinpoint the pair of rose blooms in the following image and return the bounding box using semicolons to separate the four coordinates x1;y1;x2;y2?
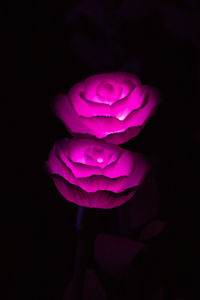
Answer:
46;72;161;209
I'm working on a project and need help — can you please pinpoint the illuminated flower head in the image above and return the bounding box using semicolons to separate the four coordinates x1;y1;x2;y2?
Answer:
46;135;150;208
53;72;161;144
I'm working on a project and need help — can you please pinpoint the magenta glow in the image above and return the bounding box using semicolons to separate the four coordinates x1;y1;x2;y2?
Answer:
46;135;150;209
53;72;161;144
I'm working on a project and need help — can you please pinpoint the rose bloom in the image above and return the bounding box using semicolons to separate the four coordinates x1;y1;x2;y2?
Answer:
53;72;160;144
46;136;150;209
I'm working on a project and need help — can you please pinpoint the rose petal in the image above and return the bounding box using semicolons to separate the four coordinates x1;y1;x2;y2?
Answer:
51;175;137;208
103;124;145;144
63;136;121;168
48;146;149;193
139;220;166;241
63;268;107;300
53;73;161;144
70;73;143;119
83;72;138;104
73;85;145;120
46;136;150;208
78;87;160;138
53;94;93;137
94;233;145;278
58;144;135;179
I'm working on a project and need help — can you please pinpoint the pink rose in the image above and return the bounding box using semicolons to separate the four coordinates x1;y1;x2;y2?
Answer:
46;135;150;209
53;72;160;144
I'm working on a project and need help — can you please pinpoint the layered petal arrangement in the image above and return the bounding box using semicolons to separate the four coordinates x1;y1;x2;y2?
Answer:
53;72;161;144
46;135;150;209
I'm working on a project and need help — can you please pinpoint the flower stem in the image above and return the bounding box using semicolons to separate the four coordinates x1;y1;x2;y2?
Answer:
71;206;88;300
117;203;131;237
118;204;140;300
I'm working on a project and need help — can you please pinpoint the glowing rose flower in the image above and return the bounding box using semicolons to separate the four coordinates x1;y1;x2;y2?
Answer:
46;135;150;209
53;72;161;144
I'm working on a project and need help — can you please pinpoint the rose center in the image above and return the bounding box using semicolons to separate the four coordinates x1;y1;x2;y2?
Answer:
97;157;103;163
85;145;113;166
91;146;104;163
96;81;121;101
103;83;114;93
99;83;115;97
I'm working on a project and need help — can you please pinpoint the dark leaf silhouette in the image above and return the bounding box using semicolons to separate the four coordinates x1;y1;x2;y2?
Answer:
94;233;145;278
160;3;200;46
63;268;107;300
117;0;159;21
66;0;110;31
154;286;165;300
127;173;160;230
69;33;115;70
119;58;143;76
139;220;166;241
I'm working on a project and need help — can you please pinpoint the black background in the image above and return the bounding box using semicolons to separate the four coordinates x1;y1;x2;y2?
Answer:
3;0;200;299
